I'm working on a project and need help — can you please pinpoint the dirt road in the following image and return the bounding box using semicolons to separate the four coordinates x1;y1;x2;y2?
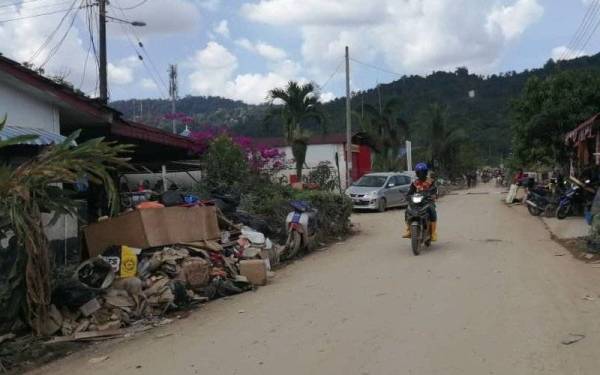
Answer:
31;186;600;375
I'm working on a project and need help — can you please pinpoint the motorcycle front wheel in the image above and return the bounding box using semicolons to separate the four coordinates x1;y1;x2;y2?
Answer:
556;204;570;220
527;204;543;216
411;224;421;256
286;231;302;258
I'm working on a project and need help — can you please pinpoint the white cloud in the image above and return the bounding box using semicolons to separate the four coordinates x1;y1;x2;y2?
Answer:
187;41;301;104
108;0;201;37
235;38;287;61
236;38;254;50
141;78;159;90
255;42;287;61
108;64;134;85
108;55;141;86
487;0;544;40
242;0;385;26
0;0;97;92
244;0;544;77
320;92;336;102
199;0;222;11
551;46;588;61
214;19;230;38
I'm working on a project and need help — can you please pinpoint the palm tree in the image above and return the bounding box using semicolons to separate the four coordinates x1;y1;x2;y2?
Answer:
427;103;466;174
267;81;325;182
359;97;409;171
0;116;131;334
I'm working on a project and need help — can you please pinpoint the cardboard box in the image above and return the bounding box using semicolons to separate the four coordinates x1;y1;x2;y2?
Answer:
239;260;267;286
85;206;220;257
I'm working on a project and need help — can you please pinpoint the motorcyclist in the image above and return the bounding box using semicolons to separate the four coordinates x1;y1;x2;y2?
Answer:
403;162;438;241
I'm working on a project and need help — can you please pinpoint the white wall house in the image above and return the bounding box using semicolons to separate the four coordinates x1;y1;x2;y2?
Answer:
0;83;60;134
258;134;351;187
277;143;349;186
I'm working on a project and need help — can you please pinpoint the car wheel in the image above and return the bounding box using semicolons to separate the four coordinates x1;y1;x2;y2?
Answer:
377;198;387;212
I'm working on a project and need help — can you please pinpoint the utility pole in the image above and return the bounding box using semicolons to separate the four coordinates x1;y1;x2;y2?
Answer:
345;46;352;187
98;0;108;102
169;64;178;134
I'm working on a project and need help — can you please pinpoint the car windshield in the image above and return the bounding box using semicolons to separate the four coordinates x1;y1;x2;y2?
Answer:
354;176;387;187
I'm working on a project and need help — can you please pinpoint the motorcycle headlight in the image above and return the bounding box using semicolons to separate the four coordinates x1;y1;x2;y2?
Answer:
412;195;424;204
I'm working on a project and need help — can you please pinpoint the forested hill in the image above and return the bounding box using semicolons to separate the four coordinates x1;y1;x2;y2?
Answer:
110;53;600;164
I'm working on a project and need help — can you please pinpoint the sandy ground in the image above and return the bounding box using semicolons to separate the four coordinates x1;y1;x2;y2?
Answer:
30;185;600;375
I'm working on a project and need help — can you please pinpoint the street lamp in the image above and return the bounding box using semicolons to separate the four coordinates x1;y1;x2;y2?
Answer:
105;15;147;27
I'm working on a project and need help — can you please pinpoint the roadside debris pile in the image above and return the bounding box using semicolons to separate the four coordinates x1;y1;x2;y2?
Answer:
41;204;280;340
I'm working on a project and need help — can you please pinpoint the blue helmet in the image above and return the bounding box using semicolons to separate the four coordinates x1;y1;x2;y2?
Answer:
415;162;428;180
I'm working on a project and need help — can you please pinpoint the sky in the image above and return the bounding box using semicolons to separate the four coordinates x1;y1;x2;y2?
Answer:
0;0;596;104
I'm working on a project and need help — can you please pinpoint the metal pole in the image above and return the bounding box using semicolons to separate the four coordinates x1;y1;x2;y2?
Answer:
99;0;108;102
406;140;413;171
345;46;352;187
161;165;168;192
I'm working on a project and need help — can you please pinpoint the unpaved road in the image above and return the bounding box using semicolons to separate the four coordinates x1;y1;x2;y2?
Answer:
31;186;600;375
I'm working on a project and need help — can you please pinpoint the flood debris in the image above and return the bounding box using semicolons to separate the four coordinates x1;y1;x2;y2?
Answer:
34;204;283;352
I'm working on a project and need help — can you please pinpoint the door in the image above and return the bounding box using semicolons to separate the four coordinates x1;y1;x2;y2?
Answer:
397;175;412;206
385;175;404;206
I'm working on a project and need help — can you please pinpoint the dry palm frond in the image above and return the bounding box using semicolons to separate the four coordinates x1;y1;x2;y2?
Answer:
0;118;131;335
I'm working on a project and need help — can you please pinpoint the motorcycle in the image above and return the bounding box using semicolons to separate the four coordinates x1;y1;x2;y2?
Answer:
556;177;595;220
525;187;553;216
525;178;563;217
284;200;318;258
405;191;434;256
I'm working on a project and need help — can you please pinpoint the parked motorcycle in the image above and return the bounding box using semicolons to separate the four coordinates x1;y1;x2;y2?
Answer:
405;191;434;256
525;188;553;216
556;177;595;220
525;178;563;217
284;200;318;258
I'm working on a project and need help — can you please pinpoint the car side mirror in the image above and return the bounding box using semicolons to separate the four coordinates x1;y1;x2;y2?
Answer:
387;183;395;188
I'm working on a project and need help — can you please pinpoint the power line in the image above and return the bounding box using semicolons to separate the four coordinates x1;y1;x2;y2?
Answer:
0;0;48;10
580;12;600;54
319;60;344;90
39;0;83;68
28;0;79;63
349;57;404;77
0;3;88;23
0;0;72;16
560;0;600;60
112;0;148;10
111;0;170;97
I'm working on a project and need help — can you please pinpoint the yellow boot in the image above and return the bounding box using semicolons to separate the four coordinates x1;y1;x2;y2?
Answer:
430;222;438;242
402;224;411;238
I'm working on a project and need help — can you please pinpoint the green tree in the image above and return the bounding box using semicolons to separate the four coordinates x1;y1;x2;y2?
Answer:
511;70;600;167
0;117;130;334
358;97;409;171
424;103;467;175
267;81;325;182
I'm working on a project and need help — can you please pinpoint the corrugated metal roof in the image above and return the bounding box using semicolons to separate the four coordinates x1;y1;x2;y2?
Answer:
0;125;67;145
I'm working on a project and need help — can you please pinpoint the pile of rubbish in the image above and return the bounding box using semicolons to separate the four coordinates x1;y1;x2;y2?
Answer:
43;210;280;340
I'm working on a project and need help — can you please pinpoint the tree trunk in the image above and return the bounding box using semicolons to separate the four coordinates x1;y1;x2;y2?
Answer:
292;139;308;183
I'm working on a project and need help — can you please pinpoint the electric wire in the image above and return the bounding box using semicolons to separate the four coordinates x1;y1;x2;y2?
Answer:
560;0;600;60
0;3;88;23
0;0;72;17
349;57;404;77
111;0;170;97
319;60;344;90
28;0;79;63
39;0;83;68
0;0;48;10
112;0;147;10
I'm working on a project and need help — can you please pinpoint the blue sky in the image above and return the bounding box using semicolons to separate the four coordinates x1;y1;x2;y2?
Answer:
0;0;595;103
